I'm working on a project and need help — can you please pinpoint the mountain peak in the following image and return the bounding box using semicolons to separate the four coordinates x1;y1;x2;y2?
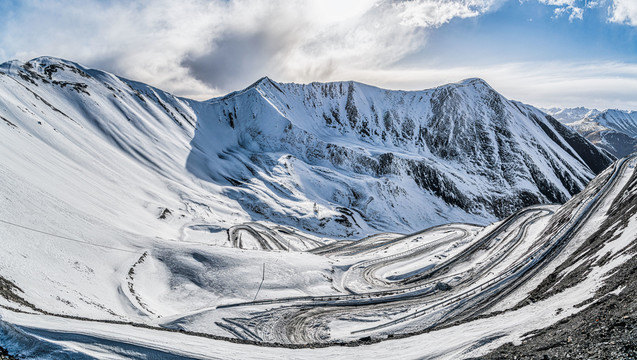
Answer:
257;75;273;83
27;55;67;65
0;56;92;82
211;76;284;103
436;78;498;97
0;56;64;68
543;107;601;124
456;77;492;88
24;56;87;72
251;76;284;92
603;108;637;116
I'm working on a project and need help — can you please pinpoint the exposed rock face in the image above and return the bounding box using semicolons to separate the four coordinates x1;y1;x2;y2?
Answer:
0;57;614;237
545;107;637;158
483;162;637;360
191;77;613;234
575;109;637;158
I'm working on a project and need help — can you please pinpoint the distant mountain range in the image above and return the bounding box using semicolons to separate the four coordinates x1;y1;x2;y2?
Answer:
544;107;637;158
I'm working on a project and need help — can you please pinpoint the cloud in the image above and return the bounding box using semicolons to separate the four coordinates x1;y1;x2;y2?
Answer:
568;6;584;20
395;0;502;27
181;0;505;94
330;60;637;110
0;0;223;98
1;0;635;110
0;0;501;99
537;0;584;22
180;0;429;93
536;0;637;24
539;0;576;5
608;0;637;25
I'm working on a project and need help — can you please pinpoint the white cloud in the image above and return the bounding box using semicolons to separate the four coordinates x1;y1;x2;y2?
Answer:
569;6;584;20
336;61;637;110
539;0;576;5
1;0;636;110
0;0;223;98
0;0;501;99
537;0;637;24
395;0;502;27
554;6;569;17
608;0;637;25
586;1;601;8
537;0;584;21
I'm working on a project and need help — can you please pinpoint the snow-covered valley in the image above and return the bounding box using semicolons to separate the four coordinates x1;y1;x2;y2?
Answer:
0;57;635;359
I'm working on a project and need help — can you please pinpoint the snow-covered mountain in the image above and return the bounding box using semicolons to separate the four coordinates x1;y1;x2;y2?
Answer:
545;107;637;158
594;109;637;138
542;106;601;124
0;56;629;359
0;58;613;240
196;76;614;233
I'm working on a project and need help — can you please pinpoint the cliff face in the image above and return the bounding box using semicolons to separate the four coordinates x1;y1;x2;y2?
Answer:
190;76;612;235
0;57;613;238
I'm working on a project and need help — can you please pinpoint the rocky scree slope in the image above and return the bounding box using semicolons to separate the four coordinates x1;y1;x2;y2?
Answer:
483;156;637;359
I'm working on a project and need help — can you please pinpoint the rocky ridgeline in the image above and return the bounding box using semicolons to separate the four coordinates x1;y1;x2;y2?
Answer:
0;57;615;237
199;76;612;234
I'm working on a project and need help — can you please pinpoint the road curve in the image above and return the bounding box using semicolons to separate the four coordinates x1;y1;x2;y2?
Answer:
212;155;636;345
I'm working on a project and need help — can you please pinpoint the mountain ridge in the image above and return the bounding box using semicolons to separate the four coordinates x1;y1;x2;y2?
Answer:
544;106;637;158
186;63;613;234
0;56;614;238
1;56;634;359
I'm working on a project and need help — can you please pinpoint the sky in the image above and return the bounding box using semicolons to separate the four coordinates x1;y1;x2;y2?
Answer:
0;0;636;110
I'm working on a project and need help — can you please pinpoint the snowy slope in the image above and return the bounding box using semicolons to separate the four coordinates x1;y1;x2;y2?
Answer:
0;56;623;359
545;107;637;158
0;152;635;359
0;57;612;241
0;56;614;321
595;109;637;138
193;77;612;235
542;106;600;124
